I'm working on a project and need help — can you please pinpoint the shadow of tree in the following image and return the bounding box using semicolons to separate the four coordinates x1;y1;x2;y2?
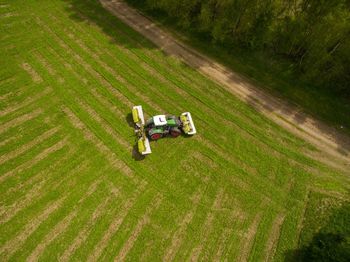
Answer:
285;202;350;262
63;0;156;51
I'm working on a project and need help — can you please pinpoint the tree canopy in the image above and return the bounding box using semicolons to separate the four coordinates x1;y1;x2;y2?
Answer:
132;0;350;96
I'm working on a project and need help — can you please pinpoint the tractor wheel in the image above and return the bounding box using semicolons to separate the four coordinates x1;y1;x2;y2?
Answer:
150;133;162;140
170;128;181;138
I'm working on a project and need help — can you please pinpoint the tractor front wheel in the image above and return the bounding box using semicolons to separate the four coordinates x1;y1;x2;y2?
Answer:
170;128;181;138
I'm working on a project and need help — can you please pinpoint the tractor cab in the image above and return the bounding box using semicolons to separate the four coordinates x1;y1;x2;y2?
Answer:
153;115;167;127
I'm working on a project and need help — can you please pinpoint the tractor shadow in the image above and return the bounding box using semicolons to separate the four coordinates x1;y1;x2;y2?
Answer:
132;144;145;161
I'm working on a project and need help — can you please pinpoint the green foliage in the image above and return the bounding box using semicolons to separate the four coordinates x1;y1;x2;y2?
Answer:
128;0;350;96
286;192;350;262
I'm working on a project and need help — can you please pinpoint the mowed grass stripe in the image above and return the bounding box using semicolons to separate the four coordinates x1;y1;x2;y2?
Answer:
58;195;114;262
0;108;43;135
24;174;108;261
26;209;78;262
8;165;107;261
0;125;59;165
31;50;133;152
35;16;134;109
86;181;147;262
237;212;263;262
47;178;129;261
0;86;52;117
62;106;134;179
113;193;163;261
0;147;78;223
0;197;66;260
163;187;204;261
40;14;167;116
263;213;286;262
0;137;68;184
187;188;227;261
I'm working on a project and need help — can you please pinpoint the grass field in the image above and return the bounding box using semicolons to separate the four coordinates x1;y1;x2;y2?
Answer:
0;0;349;261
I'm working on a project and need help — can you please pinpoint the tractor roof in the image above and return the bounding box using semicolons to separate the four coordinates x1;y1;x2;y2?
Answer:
153;115;167;126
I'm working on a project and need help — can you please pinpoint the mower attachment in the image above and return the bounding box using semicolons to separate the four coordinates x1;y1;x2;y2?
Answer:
180;112;197;135
132;105;152;155
132;105;145;125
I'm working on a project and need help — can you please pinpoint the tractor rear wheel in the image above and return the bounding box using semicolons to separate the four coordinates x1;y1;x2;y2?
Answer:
150;133;162;140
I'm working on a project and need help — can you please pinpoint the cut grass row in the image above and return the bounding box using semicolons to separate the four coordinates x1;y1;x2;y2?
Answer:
1;0;349;261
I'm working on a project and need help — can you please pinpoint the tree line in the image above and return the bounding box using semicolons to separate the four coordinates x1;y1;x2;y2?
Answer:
129;0;350;96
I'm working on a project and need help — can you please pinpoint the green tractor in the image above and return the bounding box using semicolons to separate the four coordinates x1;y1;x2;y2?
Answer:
132;105;197;155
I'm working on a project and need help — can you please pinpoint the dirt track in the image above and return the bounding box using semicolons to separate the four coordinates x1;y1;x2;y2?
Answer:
100;0;350;172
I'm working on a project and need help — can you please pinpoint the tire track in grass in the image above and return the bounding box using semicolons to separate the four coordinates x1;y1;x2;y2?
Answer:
59;195;114;262
263;213;285;262
237;212;263;262
163;187;204;261
0;137;68;184
0;108;43;135
0;197;66;260
212;227;235;261
188;188;226;261
113;193;163;261
21;62;42;83
0;126;60;165
86;181;147;262
0;86;52;117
